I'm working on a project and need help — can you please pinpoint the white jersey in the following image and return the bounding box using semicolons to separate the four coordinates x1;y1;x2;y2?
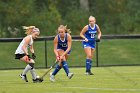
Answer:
15;35;33;54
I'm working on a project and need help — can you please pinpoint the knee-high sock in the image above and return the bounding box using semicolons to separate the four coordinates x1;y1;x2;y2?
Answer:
30;69;37;80
28;63;37;80
89;59;92;72
52;64;61;76
62;61;69;76
22;64;32;75
86;59;91;72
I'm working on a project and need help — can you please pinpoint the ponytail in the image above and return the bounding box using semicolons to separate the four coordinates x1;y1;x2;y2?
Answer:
64;25;71;34
57;25;71;34
22;26;35;35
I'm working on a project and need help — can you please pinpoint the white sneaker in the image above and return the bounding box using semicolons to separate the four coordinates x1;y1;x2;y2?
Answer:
85;72;89;75
50;72;55;82
68;73;74;79
19;74;28;82
85;72;94;75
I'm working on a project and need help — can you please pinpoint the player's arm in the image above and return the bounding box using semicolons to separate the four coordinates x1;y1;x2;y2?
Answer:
80;25;88;41
30;44;36;59
96;24;102;40
30;44;34;54
61;34;72;57
54;36;59;58
22;36;30;55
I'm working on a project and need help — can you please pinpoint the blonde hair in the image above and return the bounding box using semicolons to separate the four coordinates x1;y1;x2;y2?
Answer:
57;25;71;34
22;26;38;35
89;16;96;20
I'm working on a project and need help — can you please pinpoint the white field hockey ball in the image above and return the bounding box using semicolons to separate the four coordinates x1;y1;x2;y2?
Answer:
36;75;40;78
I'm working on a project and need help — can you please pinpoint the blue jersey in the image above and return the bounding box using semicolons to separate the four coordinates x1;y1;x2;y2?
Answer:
84;24;97;40
57;33;68;51
82;24;97;49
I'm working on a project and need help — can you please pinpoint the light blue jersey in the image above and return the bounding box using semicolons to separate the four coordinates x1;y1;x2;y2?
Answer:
82;24;97;49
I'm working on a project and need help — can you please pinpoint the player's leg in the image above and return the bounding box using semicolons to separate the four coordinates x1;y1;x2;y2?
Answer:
50;50;63;82
88;48;95;75
61;51;74;79
28;60;38;82
19;55;32;82
51;50;63;76
20;56;42;82
28;59;42;83
50;63;62;82
88;42;96;75
62;60;74;79
63;55;73;78
84;47;94;75
51;64;62;76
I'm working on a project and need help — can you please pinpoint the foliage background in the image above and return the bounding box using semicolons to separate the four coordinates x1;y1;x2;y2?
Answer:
0;0;140;37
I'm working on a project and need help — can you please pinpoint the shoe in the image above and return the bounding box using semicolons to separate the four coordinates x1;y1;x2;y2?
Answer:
19;74;28;82
32;78;43;83
85;72;94;75
50;72;55;82
68;73;74;79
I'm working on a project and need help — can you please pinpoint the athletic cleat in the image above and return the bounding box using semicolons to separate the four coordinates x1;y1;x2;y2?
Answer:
85;72;94;75
50;72;55;82
19;74;28;82
32;78;43;83
68;73;74;79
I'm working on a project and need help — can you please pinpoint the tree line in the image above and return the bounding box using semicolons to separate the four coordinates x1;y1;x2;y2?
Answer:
0;0;139;37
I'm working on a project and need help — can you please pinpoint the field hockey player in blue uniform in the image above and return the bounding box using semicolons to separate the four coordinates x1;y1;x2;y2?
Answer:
50;25;74;82
80;16;102;75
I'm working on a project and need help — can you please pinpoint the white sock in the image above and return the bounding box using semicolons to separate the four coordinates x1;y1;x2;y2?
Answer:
22;64;32;75
30;69;37;80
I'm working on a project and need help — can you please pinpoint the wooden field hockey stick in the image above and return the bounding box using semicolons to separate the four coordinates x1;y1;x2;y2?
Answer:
40;60;58;80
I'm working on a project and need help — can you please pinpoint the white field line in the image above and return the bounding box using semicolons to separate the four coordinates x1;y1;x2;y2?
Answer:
62;86;140;91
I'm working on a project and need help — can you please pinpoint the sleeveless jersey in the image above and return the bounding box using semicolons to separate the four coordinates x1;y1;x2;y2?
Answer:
57;33;68;51
82;24;97;49
84;24;97;41
15;35;33;54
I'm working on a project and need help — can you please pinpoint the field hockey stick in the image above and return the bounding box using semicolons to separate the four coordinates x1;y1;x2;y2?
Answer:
40;60;58;80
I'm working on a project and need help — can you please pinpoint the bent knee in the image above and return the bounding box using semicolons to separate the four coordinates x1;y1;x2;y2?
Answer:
25;59;35;63
87;55;93;59
29;59;35;63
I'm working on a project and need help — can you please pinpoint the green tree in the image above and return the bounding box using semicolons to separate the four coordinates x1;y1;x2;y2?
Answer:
0;0;140;37
0;0;36;37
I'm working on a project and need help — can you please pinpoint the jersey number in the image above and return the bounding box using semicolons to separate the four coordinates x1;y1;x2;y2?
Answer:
91;34;95;38
62;43;67;47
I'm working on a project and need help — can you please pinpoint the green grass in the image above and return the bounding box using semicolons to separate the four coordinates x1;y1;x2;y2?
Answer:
0;39;140;69
0;66;140;93
98;39;140;66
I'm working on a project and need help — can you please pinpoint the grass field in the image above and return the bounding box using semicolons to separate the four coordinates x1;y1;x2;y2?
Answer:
0;39;140;93
0;39;140;69
0;66;140;93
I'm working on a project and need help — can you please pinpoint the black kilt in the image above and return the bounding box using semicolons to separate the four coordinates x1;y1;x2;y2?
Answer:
15;54;31;59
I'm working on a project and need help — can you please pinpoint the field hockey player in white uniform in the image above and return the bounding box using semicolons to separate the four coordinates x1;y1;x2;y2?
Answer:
15;26;43;83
